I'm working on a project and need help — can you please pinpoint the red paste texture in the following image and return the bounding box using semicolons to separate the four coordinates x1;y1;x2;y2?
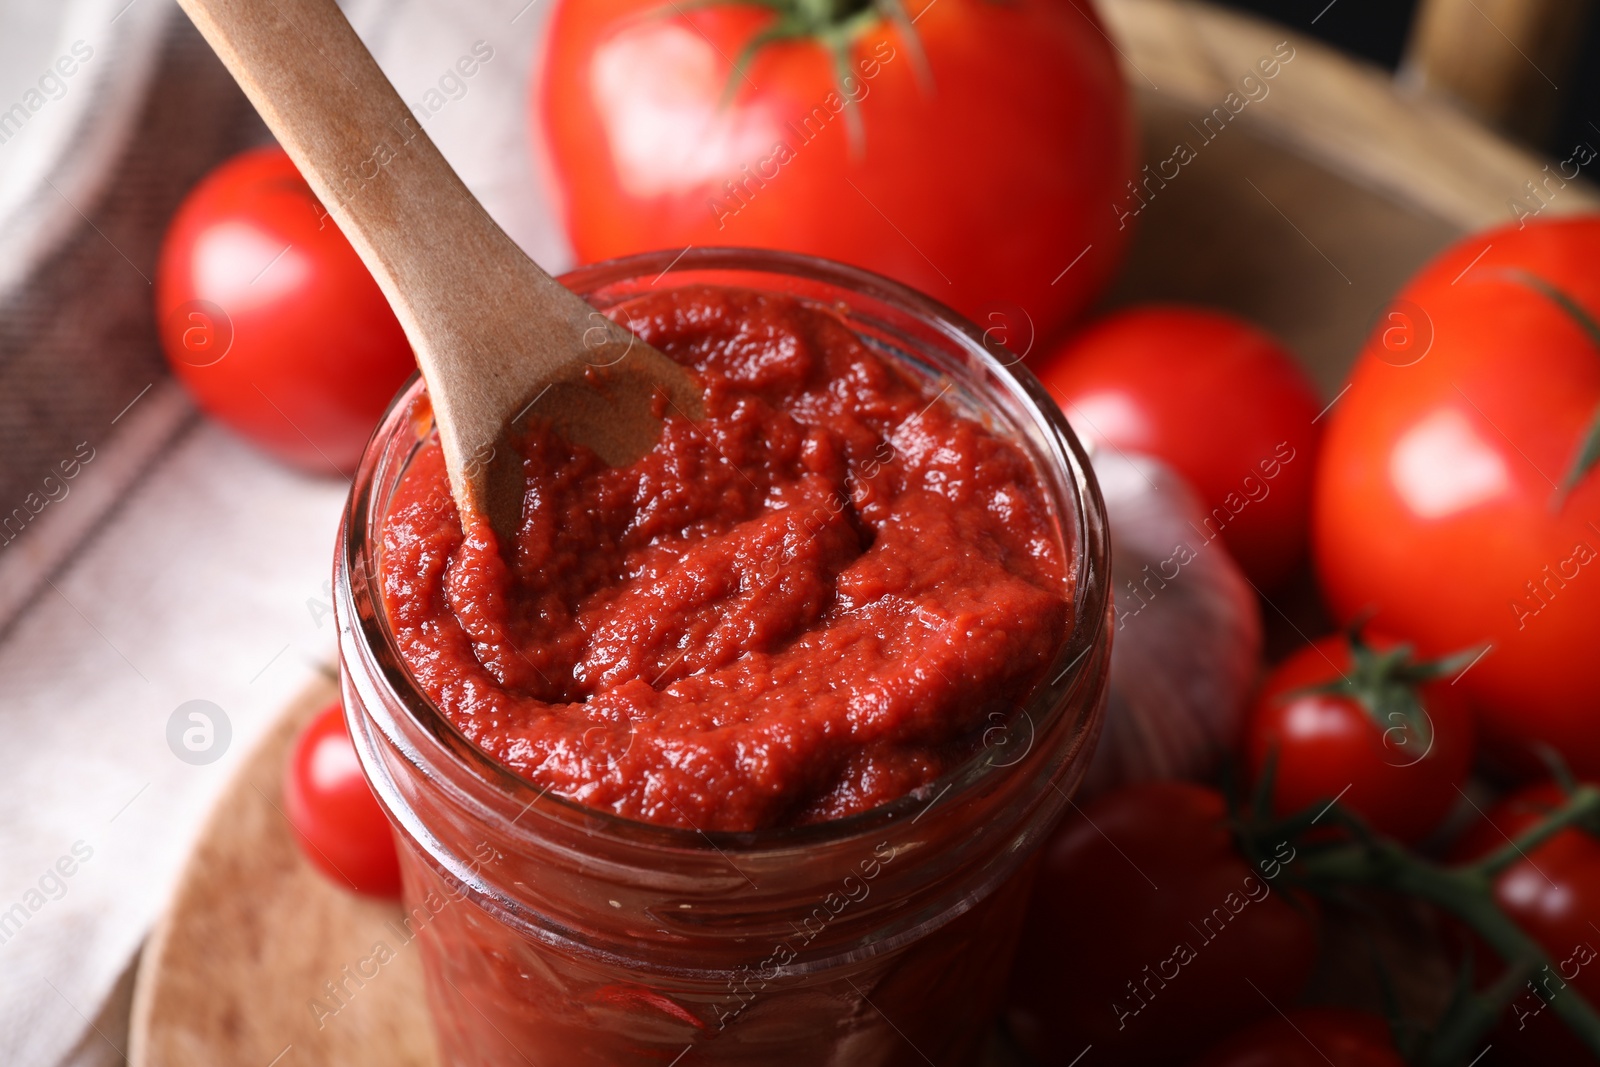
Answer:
381;286;1071;831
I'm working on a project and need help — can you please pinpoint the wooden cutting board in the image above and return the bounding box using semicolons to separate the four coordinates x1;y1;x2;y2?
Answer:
127;2;1599;1064
127;674;441;1066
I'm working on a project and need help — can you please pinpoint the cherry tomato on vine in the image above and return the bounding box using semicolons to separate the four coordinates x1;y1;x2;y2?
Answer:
1453;782;1600;1063
533;0;1135;343
1034;305;1323;587
1313;216;1600;776
1007;782;1320;1066
1243;628;1476;844
284;700;401;898
1190;1009;1405;1067
156;146;414;475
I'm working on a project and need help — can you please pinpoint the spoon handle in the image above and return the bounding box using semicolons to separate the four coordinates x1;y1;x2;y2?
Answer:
175;0;698;529
177;0;561;334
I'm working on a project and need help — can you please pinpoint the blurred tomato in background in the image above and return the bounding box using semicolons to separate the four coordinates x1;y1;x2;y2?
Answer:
1036;306;1323;587
1313;216;1600;776
1008;782;1320;1066
283;701;401;899
1188;1008;1404;1067
156;145;416;476
533;0;1135;344
1241;628;1476;844
1452;781;1600;1061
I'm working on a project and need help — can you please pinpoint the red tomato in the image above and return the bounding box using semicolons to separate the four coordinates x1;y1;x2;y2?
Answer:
1007;782;1320;1066
533;0;1134;342
1313;216;1600;775
1453;783;1600;1062
1190;1009;1404;1067
1035;306;1323;587
156;146;414;475
1243;630;1476;844
283;700;401;898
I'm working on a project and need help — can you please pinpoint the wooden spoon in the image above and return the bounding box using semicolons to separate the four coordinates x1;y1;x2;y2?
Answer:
174;0;703;538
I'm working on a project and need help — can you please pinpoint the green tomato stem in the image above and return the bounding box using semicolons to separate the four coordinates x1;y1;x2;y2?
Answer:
1469;784;1600;879
807;0;874;22
1425;959;1536;1066
1293;789;1600;1059
1495;270;1600;500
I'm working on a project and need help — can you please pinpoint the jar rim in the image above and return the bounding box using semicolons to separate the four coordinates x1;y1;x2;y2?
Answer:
338;246;1111;853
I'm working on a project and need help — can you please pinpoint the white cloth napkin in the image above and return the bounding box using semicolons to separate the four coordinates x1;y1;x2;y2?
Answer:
0;0;170;300
0;2;565;1064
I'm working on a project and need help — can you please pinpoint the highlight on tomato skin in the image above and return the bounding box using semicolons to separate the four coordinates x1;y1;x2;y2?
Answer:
155;145;416;477
283;700;402;899
532;0;1137;345
1032;304;1323;589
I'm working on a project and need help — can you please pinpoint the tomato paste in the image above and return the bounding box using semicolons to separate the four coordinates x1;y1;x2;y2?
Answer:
380;285;1070;832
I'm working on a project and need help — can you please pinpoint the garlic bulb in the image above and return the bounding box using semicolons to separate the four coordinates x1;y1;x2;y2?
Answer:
1081;448;1263;795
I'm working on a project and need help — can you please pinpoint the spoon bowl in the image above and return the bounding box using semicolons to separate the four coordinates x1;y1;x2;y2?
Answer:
174;0;704;539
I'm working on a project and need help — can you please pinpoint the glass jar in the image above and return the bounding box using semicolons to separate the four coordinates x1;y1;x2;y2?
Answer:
335;248;1112;1066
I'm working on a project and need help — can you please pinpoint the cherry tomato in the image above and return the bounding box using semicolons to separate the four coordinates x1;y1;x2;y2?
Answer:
1313;216;1600;775
1007;782;1320;1066
533;0;1134;342
1243;629;1476;844
156;146;414;476
1453;782;1600;1063
1034;306;1323;587
283;700;401;898
1190;1009;1404;1067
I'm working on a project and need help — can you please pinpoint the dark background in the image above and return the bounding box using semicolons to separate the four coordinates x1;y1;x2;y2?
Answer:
1220;0;1600;154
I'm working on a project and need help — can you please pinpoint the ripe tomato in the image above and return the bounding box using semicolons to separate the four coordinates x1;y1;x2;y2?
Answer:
1313;216;1600;775
1007;782;1320;1066
156;146;414;476
1189;1009;1404;1067
1242;629;1476;844
1034;306;1323;587
1453;782;1600;1063
533;0;1134;342
283;700;401;898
